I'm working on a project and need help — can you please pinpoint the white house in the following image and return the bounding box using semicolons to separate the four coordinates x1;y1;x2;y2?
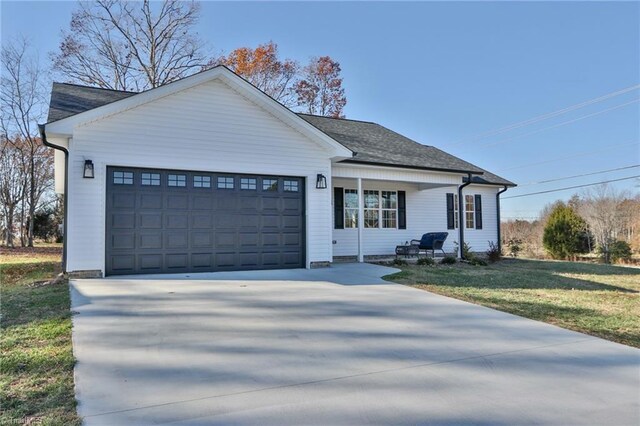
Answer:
41;66;515;276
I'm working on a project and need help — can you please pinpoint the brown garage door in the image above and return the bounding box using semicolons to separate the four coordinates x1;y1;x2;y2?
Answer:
105;167;305;275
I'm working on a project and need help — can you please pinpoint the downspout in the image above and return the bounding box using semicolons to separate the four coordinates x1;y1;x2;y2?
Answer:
496;185;508;254
39;124;68;273
457;173;473;259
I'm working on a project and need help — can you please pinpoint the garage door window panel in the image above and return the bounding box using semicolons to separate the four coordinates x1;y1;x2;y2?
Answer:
193;175;211;188
168;174;186;187
217;176;235;189
141;173;160;186
113;171;133;185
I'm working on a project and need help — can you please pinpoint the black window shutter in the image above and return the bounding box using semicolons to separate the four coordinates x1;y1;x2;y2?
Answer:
398;191;406;229
334;187;344;229
446;193;455;230
475;194;483;229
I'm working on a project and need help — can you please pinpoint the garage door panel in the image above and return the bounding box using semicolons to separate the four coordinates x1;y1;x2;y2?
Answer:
106;167;304;275
191;214;213;229
110;255;135;272
239;233;258;247
166;194;189;209
113;193;136;209
111;234;135;250
216;232;236;247
191;253;212;268
165;231;188;249
215;252;236;268
140;193;162;209
166;254;188;269
191;231;213;248
140;213;162;229
112;213;135;229
166;214;188;229
139;233;162;249
139;254;162;270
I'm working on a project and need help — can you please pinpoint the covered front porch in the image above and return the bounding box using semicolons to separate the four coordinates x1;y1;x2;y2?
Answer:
330;163;465;262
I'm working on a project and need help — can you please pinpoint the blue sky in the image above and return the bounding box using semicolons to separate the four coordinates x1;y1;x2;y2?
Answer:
2;1;639;220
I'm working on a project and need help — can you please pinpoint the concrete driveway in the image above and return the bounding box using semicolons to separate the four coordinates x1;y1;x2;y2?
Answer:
70;263;640;425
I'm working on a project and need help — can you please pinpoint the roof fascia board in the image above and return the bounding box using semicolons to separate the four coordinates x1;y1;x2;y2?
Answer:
333;161;471;179
340;159;484;176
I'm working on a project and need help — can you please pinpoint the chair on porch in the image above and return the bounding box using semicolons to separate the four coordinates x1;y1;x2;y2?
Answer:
410;232;449;258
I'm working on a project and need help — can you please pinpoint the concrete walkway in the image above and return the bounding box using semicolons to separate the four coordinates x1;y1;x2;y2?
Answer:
70;263;640;425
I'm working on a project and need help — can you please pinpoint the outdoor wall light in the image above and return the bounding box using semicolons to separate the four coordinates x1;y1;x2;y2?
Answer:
83;160;95;179
316;173;327;189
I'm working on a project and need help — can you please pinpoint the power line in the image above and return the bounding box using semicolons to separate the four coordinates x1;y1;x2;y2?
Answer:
480;98;639;148
496;141;639;172
448;84;640;146
518;164;640;186
502;175;640;199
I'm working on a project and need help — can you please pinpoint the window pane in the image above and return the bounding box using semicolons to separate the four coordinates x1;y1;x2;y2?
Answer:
241;178;257;190
284;180;299;192
193;176;211;188
113;171;133;185
263;178;278;191
168;174;186;187
364;190;379;208
383;210;397;228
141;173;160;186
217;176;234;189
364;209;379;228
381;191;397;209
344;208;358;228
453;194;459;228
465;195;475;228
344;189;358;208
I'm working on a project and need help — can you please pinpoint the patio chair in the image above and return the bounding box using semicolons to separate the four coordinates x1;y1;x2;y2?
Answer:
411;232;449;258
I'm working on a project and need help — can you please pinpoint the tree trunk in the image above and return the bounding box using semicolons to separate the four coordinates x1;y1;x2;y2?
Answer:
5;205;15;247
28;151;35;247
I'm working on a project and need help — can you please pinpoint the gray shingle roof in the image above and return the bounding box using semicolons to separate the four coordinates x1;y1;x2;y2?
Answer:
47;82;136;123
46;82;515;186
298;114;515;186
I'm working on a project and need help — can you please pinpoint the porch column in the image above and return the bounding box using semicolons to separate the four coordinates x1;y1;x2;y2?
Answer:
357;177;364;262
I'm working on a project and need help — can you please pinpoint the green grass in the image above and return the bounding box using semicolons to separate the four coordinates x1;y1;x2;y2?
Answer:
0;245;80;425
384;258;640;348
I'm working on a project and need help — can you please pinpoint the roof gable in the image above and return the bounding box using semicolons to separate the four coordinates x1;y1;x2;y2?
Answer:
44;66;352;159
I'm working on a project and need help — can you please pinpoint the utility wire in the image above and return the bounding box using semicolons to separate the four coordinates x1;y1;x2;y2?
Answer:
448;84;640;146
518;164;640;186
480;98;640;148
502;175;640;199
496;141;639;172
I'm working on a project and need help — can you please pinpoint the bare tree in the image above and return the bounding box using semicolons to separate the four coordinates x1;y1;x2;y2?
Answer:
577;184;628;263
295;56;347;118
0;138;26;247
51;0;208;91
1;38;51;247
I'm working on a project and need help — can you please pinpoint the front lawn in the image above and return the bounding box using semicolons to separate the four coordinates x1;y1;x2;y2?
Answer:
0;244;81;425
384;258;640;348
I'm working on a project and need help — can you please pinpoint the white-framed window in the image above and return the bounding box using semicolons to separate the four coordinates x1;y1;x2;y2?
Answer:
113;171;133;185
381;191;397;229
217;176;234;189
168;174;186;187
141;173;160;186
364;190;379;228
465;194;475;229
453;193;459;229
284;180;299;192
240;178;257;190
193;175;211;188
263;178;278;191
343;189;398;229
344;189;358;228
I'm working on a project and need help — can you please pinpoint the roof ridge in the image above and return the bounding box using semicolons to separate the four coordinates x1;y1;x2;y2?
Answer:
296;112;376;125
53;81;139;94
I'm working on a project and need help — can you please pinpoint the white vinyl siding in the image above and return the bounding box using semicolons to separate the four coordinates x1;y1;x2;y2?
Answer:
64;79;334;273
332;179;500;256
